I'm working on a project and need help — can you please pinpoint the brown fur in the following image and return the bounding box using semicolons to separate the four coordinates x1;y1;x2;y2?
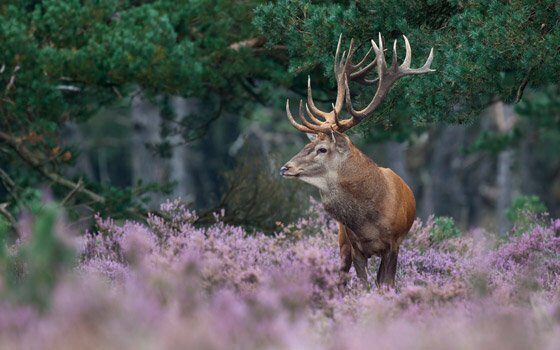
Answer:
282;133;415;286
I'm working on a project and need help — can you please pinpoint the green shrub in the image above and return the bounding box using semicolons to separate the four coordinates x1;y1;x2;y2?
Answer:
430;217;462;243
1;202;75;311
506;195;547;233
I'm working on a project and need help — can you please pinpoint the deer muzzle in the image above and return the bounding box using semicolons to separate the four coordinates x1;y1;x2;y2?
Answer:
280;164;299;177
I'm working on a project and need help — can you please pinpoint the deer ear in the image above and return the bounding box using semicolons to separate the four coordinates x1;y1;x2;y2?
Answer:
306;133;317;141
331;130;349;151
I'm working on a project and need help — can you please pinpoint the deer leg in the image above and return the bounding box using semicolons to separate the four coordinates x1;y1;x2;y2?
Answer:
376;248;399;287
337;223;353;286
338;223;353;273
343;226;368;283
352;249;368;283
352;242;367;283
376;253;386;287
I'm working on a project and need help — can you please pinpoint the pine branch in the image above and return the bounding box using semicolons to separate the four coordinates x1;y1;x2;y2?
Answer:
0;131;106;203
0;131;174;223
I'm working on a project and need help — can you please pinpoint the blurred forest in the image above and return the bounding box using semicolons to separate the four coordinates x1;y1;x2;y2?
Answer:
0;0;559;233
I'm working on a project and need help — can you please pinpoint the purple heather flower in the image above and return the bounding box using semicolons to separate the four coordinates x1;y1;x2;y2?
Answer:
1;198;559;348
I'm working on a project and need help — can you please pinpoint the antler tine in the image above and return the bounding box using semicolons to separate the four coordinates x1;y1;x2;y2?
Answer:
298;100;323;130
306;76;329;120
349;58;378;85
304;103;334;133
331;45;351;118
391;40;398;70
377;33;386;71
398;35;435;74
402;35;412;69
351;45;373;69
311;34;355;124
288;34;354;135
334;33;343;68
343;36;379;86
305;102;326;125
342;39;355;70
332;102;343;130
286;99;315;133
345;34;435;125
343;35;386;122
342;74;363;130
339;50;347;74
422;48;435;71
402;49;435;74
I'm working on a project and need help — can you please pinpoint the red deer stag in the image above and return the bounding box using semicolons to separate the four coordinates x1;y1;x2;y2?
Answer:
280;34;434;286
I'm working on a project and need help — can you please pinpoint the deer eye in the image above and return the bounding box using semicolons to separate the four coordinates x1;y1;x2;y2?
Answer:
317;147;327;154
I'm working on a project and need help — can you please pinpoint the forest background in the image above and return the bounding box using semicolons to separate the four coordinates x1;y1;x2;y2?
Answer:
1;0;559;235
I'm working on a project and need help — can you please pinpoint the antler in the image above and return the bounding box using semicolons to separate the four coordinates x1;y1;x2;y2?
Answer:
286;34;434;134
343;34;434;130
286;34;353;133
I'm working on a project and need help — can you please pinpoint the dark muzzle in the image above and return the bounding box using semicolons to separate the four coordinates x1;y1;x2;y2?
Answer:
279;165;289;176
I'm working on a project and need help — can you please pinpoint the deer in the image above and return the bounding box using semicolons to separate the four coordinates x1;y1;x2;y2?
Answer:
280;34;434;287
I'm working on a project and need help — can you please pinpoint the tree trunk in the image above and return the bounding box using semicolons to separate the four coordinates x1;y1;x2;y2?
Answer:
169;97;199;203
385;141;412;186
493;101;518;235
424;125;468;224
62;122;95;180
130;95;167;205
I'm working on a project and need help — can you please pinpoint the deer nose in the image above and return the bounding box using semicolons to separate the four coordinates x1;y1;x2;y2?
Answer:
280;165;290;176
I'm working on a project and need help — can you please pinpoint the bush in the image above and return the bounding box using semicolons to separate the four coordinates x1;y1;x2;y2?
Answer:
429;217;462;243
214;150;311;232
506;195;547;233
1;202;75;310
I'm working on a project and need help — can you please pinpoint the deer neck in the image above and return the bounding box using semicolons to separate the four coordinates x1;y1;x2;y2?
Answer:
320;148;382;207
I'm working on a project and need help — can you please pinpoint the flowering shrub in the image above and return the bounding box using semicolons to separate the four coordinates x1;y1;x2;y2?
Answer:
429;216;462;243
0;199;559;349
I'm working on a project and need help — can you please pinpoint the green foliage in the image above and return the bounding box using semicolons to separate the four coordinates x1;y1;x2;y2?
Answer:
0;201;75;311
506;195;547;233
466;128;522;155
516;86;560;132
0;0;283;220
516;85;560;156
2;0;560;228
430;216;461;243
254;0;560;140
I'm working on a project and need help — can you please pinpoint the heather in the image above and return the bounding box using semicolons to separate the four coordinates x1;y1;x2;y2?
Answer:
1;200;559;350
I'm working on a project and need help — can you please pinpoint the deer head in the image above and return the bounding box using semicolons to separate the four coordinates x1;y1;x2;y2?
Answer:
280;33;434;189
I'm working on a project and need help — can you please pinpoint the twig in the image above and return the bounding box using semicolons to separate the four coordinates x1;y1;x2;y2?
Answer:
0;202;17;232
4;65;20;94
112;86;123;99
515;70;531;103
61;178;84;205
0;167;24;205
228;37;266;51
0;167;15;189
56;85;81;92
